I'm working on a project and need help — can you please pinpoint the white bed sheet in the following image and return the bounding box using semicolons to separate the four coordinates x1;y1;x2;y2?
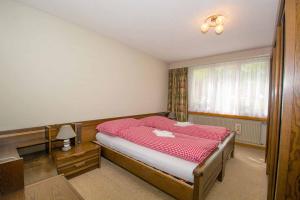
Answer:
96;132;197;183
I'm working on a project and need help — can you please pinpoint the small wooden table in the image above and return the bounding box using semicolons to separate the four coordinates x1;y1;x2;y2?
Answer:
53;142;100;178
1;175;84;200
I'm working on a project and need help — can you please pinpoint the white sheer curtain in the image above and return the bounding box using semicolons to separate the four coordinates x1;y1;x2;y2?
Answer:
188;57;270;118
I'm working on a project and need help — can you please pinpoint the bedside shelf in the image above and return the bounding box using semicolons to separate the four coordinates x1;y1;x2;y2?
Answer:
17;138;49;149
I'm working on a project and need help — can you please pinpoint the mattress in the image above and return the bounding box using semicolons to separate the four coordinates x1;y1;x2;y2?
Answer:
96;132;197;183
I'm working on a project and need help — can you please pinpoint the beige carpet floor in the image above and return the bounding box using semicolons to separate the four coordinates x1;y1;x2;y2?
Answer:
69;145;267;200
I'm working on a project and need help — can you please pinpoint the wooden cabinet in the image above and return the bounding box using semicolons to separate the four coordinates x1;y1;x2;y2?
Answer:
266;0;300;199
0;156;24;195
53;142;100;178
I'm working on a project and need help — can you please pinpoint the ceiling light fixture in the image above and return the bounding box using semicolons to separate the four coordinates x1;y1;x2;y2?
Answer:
201;14;225;35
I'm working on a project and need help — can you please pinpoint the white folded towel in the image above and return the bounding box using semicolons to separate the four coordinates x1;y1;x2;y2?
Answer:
153;129;175;138
174;121;193;127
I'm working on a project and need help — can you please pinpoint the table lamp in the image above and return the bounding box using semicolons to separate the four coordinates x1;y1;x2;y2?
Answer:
168;112;177;120
56;125;76;151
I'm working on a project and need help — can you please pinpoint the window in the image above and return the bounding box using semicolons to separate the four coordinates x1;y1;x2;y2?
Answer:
188;57;270;118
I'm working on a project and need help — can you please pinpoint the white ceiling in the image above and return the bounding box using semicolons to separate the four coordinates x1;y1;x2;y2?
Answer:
17;0;279;62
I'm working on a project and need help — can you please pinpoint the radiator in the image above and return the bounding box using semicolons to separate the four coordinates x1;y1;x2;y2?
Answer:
189;114;267;146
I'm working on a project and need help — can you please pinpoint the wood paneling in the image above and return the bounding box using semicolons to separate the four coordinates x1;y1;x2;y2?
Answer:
0;127;45;136
275;1;296;197
235;141;265;150
267;25;284;200
285;0;300;198
266;48;277;166
267;0;300;199
0;130;46;149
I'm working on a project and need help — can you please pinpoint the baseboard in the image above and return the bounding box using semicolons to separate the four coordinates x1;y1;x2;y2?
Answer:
235;141;266;150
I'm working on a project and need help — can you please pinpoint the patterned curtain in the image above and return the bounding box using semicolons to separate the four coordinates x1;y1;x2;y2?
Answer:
167;68;188;121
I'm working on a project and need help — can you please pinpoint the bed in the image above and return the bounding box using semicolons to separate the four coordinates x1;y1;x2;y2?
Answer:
95;124;235;200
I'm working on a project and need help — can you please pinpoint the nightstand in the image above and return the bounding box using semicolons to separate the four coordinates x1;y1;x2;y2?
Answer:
53;142;100;178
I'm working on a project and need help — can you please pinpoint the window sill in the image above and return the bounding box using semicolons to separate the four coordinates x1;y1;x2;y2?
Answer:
188;111;268;122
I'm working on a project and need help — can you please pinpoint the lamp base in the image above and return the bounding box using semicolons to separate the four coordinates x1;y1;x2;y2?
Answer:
62;139;72;151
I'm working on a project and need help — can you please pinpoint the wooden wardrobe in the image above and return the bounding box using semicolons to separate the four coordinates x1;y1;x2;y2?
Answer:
266;0;300;199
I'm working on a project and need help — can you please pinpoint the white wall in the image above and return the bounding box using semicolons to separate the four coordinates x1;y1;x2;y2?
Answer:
0;0;168;131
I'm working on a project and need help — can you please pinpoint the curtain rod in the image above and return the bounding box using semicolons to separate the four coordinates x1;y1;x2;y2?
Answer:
170;54;271;69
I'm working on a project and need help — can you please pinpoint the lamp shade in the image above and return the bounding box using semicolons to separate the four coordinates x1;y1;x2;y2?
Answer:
200;23;209;33
168;112;176;119
215;25;224;34
56;125;76;140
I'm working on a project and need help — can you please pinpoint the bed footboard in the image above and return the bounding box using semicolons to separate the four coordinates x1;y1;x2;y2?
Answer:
224;133;235;160
192;148;223;200
101;145;194;200
99;138;230;200
220;133;236;180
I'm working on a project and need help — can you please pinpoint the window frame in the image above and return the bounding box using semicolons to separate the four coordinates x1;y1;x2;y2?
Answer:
188;56;271;120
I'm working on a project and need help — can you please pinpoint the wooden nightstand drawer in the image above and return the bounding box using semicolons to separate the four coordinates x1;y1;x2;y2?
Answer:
55;149;99;168
57;156;99;177
53;142;101;178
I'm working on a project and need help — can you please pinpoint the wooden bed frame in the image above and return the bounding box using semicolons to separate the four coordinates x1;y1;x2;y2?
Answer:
34;112;235;200
0;112;235;199
99;133;235;200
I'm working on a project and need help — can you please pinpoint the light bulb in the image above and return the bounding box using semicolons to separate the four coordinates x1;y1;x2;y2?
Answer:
215;25;224;34
201;23;209;33
216;16;225;25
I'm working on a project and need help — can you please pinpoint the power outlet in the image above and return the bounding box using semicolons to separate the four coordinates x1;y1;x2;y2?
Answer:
235;123;242;135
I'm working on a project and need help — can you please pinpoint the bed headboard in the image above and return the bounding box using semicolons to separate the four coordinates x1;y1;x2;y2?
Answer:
78;112;164;143
0;112;166;151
